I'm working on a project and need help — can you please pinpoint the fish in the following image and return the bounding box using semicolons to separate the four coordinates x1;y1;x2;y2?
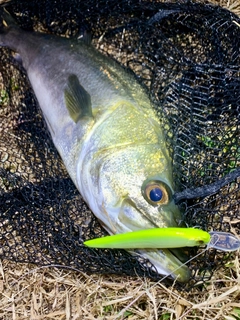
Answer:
0;9;191;282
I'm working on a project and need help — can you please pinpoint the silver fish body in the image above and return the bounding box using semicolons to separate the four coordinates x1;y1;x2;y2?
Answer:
0;11;190;282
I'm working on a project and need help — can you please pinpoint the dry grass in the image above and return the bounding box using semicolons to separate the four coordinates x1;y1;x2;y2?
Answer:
0;0;239;319
214;0;240;15
0;255;239;319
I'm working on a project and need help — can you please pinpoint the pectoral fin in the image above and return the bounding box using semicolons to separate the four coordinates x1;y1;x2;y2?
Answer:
64;74;93;123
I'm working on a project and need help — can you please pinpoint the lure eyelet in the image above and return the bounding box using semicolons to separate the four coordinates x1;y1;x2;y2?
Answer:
142;180;172;206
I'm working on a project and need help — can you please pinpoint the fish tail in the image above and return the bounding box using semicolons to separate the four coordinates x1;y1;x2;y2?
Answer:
0;8;19;30
0;8;21;51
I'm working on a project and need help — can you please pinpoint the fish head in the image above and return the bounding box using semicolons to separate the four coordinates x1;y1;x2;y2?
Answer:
118;176;182;232
98;144;181;229
95;144;191;282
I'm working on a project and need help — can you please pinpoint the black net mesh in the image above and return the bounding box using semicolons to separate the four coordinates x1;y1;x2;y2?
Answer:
0;0;239;287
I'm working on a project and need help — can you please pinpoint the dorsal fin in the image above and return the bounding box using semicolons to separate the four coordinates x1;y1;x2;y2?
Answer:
77;30;92;45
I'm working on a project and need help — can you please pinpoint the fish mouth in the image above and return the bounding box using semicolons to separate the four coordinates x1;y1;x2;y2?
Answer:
114;198;192;282
135;248;191;282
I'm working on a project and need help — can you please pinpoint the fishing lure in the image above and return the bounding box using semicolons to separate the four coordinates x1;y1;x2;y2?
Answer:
84;228;210;249
84;228;240;252
208;231;240;252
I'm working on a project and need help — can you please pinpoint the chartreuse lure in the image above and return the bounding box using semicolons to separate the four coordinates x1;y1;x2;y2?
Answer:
84;228;210;249
84;228;240;252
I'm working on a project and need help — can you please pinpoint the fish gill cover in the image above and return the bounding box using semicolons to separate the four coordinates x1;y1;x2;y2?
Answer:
0;0;239;287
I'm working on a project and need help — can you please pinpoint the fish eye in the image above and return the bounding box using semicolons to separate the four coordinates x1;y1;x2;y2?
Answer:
142;180;172;206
